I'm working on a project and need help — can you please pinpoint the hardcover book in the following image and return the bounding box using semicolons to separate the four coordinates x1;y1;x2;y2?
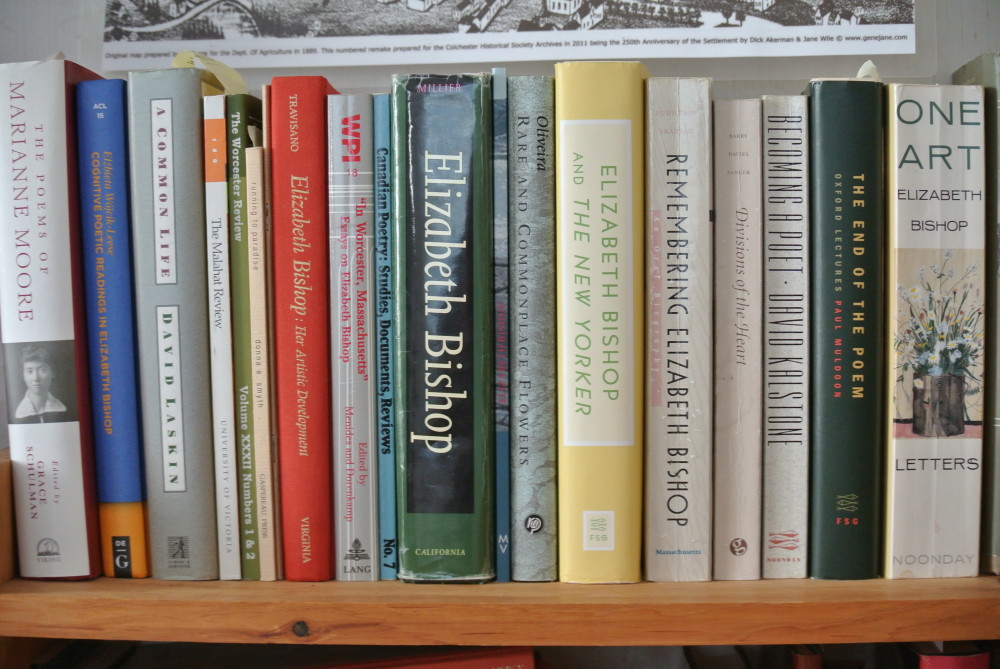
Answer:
391;73;495;582
128;66;221;580
492;67;512;583
203;93;241;580
643;77;713;583
329;93;379;581
884;83;986;579
226;92;265;580
373;92;399;580
76;77;149;579
270;75;336;581
554;60;647;583
246;142;281;581
952;52;1000;575
0;56;102;579
760;94;810;580
807;76;886;580
507;74;558;582
712;97;763;582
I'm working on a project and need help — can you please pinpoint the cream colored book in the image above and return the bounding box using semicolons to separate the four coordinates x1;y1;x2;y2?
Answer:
884;83;986;579
555;61;648;583
245;144;280;581
712;98;763;581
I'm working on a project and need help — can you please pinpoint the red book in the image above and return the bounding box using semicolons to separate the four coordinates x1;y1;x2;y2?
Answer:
270;75;336;581
905;642;990;669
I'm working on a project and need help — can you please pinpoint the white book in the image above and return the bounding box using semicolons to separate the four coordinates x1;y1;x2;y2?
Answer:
884;83;986;578
329;94;379;580
0;56;101;579
760;95;810;579
643;77;714;582
203;94;241;581
712;98;764;581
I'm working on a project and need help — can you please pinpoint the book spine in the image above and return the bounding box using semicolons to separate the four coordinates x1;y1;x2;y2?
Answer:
0;58;102;579
808;78;885;580
554;60;647;583
761;94;810;580
329;93;379;581
244;144;280;580
76;78;150;579
492;67;512;583
373;92;399;580
392;73;495;582
951;53;1000;575
643;77;713;583
226;93;264;580
884;84;986;579
270;76;334;581
128;67;219;580
712;97;764;581
507;75;558;582
203;94;241;581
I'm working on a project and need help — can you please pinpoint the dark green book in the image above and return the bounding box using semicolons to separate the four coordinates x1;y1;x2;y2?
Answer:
807;78;885;579
391;73;495;582
226;93;264;580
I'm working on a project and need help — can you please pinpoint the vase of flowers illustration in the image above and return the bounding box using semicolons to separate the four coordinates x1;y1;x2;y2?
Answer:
895;251;983;437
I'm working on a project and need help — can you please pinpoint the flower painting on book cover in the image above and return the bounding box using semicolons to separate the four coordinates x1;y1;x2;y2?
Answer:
893;249;984;438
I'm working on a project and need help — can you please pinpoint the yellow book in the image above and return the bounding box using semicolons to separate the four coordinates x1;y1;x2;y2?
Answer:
555;61;648;583
100;503;150;579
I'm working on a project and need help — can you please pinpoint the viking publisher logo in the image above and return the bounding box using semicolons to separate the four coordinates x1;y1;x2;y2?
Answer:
36;537;60;563
112;536;133;577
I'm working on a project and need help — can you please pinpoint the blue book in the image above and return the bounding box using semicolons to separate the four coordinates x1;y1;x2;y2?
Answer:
492;68;511;582
373;93;398;580
75;78;148;578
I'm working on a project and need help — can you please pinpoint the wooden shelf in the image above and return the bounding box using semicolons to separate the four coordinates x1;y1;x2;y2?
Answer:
0;575;997;646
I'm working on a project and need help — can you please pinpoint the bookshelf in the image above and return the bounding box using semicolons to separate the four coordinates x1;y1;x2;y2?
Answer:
1;0;1000;665
1;452;1000;650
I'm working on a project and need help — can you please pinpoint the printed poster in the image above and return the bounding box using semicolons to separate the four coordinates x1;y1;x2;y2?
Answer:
103;0;916;69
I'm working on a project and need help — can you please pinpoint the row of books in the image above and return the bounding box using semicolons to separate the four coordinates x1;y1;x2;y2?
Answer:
0;51;997;585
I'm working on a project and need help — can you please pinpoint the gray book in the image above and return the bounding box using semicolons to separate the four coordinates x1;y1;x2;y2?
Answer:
128;67;221;580
329;93;379;581
760;95;809;579
507;75;557;582
952;52;1000;575
643;77;714;583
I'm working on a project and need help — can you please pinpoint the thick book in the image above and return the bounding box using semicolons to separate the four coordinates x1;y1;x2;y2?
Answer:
329;93;379;581
76;77;150;578
391;73;495;582
270;75;336;581
491;67;512;583
246;143;281;582
712;97;763;581
643;77;713;583
808;77;886;580
373;92;399;580
760;94;810;580
226;92;266;580
554;60;647;583
952;52;1000;575
0;56;102;580
128;66;221;580
884;83;986;579
203;93;241;581
507;74;558;582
